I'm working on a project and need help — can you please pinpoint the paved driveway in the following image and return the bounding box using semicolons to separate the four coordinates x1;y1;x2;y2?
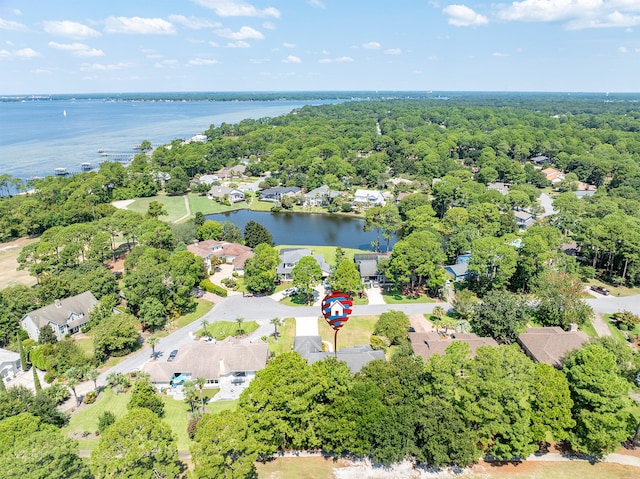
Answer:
366;286;385;305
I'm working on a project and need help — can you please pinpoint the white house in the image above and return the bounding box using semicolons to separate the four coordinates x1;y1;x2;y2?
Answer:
207;185;245;203
20;291;98;342
0;348;21;381
353;189;386;208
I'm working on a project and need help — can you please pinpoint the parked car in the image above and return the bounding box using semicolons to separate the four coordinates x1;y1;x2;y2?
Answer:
283;287;297;296
167;349;178;362
590;285;610;296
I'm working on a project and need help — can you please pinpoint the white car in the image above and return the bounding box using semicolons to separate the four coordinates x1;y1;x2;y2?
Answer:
283;287;297;296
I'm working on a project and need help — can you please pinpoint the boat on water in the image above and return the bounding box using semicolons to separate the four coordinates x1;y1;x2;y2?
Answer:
63;109;67;117
55;167;69;176
81;162;92;171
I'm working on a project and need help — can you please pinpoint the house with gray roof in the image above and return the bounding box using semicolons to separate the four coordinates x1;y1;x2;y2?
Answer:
294;336;386;373
20;291;98;342
514;210;536;228
143;338;268;399
517;326;588;367
304;185;343;207
445;252;471;282
353;253;389;283
259;186;301;202
0;348;21;381
353;189;386;208
409;331;498;362
277;248;331;280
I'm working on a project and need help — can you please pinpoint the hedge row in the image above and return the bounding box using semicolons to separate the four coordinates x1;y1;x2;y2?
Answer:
200;278;228;297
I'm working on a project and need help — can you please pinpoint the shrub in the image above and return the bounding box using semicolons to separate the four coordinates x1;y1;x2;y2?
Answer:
97;410;116;433
200;279;228;297
45;382;70;404
221;278;237;289
84;390;97;404
370;335;391;351
187;416;202;439
29;346;52;371
44;371;56;384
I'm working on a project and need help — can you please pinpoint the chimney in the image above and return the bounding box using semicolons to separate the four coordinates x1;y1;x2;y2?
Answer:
54;299;62;309
569;322;578;332
219;358;225;375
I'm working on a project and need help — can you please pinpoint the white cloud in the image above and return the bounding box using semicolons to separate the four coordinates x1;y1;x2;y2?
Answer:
209;41;220;47
362;41;381;49
193;0;280;18
48;41;104;57
308;0;326;8
283;42;296;48
81;62;132;71
427;55;438;61
168;15;221;29
154;59;179;68
250;57;270;64
493;52;509;56
227;40;251;47
0;49;11;59
43;20;100;38
384;48;402;55
319;56;354;63
444;4;489;26
188;58;220;65
283;54;301;63
497;0;640;30
619;46;629;52
104;17;175;35
215;25;264;39
0;17;27;31
15;47;40;58
263;21;277;29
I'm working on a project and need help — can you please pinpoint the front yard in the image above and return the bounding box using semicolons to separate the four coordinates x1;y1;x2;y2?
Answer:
383;287;436;304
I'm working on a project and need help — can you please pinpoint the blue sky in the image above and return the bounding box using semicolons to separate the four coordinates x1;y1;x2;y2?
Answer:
1;0;639;94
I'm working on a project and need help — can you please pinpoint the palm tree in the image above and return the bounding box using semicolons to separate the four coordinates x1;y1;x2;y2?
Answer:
201;319;209;337
270;317;282;340
146;336;160;360
86;367;99;391
67;377;79;406
455;319;472;334
194;376;207;413
235;316;245;335
183;380;197;413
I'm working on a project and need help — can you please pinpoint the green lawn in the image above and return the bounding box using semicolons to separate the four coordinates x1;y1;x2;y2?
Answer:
588;278;640;297
249;200;275;211
268;317;296;356
317;315;378;349
382;288;436;304
581;319;598;338
75;336;95;357
196;320;260;339
187;194;248;216
123;194;189;223
175;299;214;329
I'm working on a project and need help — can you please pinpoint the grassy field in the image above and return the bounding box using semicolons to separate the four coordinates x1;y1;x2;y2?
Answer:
62;387;237;452
196;320;260;339
383;287;436;304
249;199;275;211
581;318;598;338
317;315;378;349
175;299;214;329
187;194;248;216
0;237;38;289
268;317;296;356
255;457;640;479
588;278;640;297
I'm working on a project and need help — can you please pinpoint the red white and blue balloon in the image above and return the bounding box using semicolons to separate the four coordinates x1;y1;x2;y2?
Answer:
321;291;353;331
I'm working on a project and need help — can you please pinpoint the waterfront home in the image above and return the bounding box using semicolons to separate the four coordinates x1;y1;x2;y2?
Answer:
303;185;343;207
294;336;386;373
277;248;331;280
259;186;301;202
207;185;245;203
143;338;268;399
0;348;21;382
517;326;588;367
20;291;98;342
353;189;386;208
187;240;253;273
409;331;498;362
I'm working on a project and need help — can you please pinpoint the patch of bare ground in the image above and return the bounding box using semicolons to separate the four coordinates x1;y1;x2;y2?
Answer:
0;237;38;289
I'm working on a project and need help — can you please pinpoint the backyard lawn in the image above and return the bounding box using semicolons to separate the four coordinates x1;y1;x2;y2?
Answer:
62;387;237;452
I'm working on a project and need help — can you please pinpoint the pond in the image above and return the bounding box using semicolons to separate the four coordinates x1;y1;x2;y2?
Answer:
206;209;398;250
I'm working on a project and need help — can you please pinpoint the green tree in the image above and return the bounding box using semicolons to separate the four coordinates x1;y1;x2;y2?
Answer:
534;270;593;328
0;413;91;479
331;259;362;297
93;313;139;362
468;236;517;293
194;376;207;414
90;408;180;479
139;297;167;331
164;166;190;195
243;220;274;248
531;363;575;443
563;344;632;456
291;256;322;304
373;310;410;346
85;367;99;391
196;220;223;241
244;243;280;294
191;410;259;479
146;200;167;219
38;325;57;345
471;290;530;344
270;317;282;340
128;377;165;417
146;336;160;360
235;316;245;334
18;337;27;371
32;366;42;392
183;380;198;413
97;410;116;433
